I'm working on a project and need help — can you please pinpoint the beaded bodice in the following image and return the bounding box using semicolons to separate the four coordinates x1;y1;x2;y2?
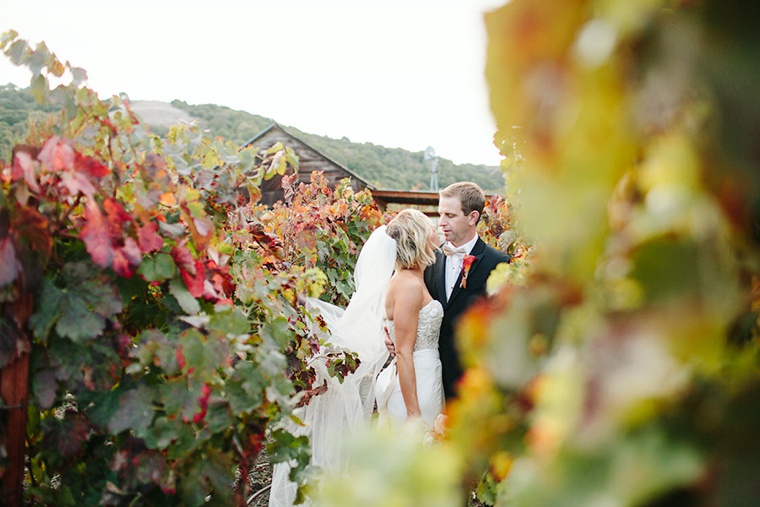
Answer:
385;299;443;351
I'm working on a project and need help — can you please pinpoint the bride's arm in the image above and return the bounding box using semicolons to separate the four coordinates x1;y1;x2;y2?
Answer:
390;276;423;420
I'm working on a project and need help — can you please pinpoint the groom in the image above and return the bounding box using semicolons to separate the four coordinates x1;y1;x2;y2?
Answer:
387;182;511;399
431;182;511;399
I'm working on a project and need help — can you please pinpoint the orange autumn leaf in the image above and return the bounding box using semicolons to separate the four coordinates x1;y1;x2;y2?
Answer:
160;192;176;206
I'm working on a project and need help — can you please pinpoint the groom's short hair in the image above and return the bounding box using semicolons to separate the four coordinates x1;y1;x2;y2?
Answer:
440;182;485;222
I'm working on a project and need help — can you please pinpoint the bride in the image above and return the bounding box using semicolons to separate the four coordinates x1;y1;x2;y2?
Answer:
269;209;444;506
375;210;444;428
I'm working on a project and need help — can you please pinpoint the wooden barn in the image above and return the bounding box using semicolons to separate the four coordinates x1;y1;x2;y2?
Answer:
243;123;442;215
242;123;370;206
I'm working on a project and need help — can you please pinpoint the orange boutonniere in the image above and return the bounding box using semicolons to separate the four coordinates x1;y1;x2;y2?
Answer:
460;255;477;289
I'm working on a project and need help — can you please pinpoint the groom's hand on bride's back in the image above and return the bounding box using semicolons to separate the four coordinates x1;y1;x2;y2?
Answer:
384;326;396;357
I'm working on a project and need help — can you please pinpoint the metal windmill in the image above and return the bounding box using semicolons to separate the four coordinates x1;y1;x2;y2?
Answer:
424;146;439;191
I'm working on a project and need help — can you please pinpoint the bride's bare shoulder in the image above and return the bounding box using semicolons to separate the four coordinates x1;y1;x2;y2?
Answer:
387;271;426;302
386;274;426;322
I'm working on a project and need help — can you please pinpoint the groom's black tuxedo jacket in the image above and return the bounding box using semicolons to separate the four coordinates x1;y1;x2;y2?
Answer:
424;238;511;400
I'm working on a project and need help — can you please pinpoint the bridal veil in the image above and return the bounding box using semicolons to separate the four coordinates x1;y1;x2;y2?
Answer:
269;225;396;506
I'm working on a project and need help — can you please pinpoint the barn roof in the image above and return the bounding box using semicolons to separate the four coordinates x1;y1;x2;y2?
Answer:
242;122;374;190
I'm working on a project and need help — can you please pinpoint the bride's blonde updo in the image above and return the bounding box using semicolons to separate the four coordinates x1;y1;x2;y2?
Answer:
385;209;437;270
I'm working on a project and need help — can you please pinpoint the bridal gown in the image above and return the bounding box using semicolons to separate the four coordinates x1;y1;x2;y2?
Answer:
376;299;445;428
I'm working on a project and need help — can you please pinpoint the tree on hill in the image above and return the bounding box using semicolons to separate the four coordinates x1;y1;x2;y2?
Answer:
0;83;59;161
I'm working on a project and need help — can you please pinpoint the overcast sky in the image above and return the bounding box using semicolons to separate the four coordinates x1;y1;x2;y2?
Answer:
1;0;506;166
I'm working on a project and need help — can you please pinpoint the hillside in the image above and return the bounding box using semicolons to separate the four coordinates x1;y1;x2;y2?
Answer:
0;85;504;192
167;100;504;192
0;84;59;161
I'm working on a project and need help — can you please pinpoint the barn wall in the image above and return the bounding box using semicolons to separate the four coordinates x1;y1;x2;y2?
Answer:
249;126;369;206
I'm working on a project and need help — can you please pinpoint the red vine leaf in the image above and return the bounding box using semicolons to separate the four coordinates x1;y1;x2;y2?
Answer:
180;259;205;299
80;200;114;268
42;411;91;458
176;346;187;371
206;261;235;303
112;237;141;278
138;221;163;253
192;383;212;424
103;198;132;228
80;199;142;276
60;170;96;197
75;151;110;178
13;205;52;258
38;136;75;172
171;244;196;275
11;149;40;192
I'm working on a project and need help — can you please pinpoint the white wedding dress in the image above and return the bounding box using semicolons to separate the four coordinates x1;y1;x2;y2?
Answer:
375;299;445;428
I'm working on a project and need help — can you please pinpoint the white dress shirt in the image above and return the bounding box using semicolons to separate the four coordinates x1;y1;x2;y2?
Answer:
444;235;478;300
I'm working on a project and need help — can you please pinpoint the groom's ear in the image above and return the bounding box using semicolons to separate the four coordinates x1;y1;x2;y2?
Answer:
468;210;480;226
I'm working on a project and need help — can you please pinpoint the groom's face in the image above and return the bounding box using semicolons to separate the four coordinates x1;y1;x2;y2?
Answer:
438;196;478;247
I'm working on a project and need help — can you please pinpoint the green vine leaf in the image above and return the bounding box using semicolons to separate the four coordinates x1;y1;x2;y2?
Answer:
169;276;200;315
107;383;154;437
29;73;48;102
204;399;232;434
143;415;181;450
70;66;87;85
137;252;177;282
179;328;229;382
181;449;234;505
133;329;180;374
29;277;64;342
225;360;265;414
266;316;292;348
55;292;106;343
158;377;202;424
266;428;311;481
164;423;202;461
68;263;124;317
80;387;122;431
206;306;250;337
